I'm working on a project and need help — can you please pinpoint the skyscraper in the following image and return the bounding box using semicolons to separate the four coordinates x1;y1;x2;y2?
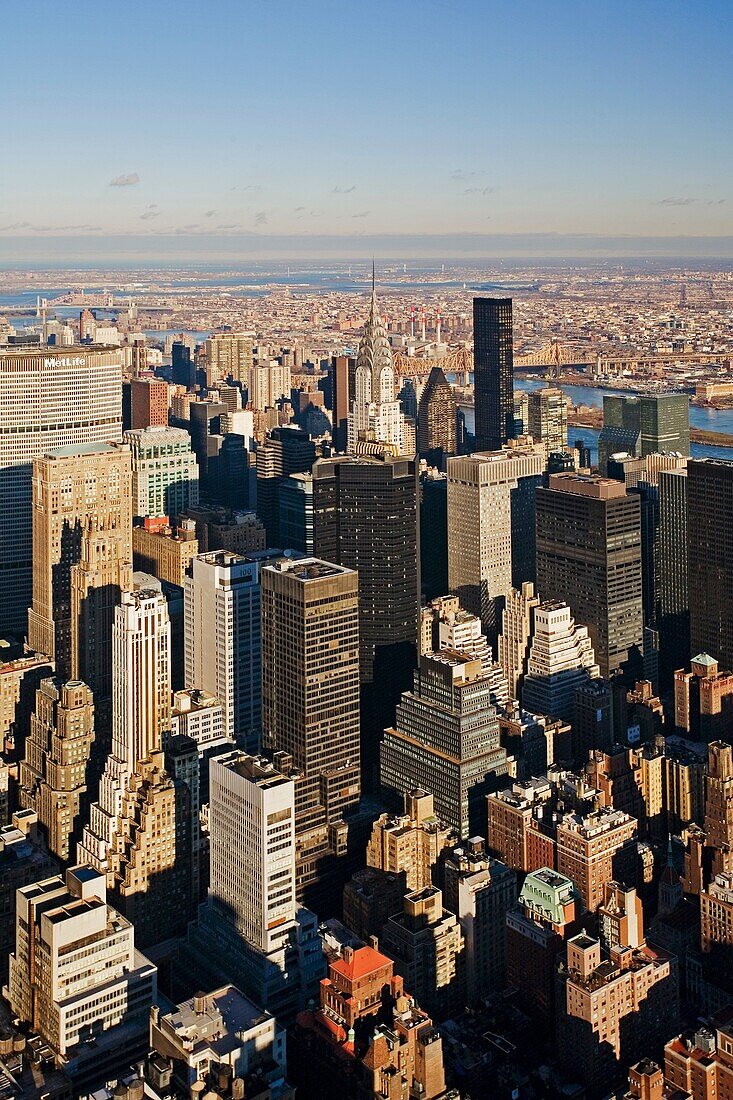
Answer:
521;601;600;721
184;550;279;752
536;472;643;678
19;677;95;862
204;331;255;385
658;468;689;683
446;443;545;641
27;442;133;696
78;586;171;875
598;393;690;475
347;275;409;455
417;365;456;464
0;344;123;635
528;386;569;460
255;426;316;545
688;460;733;671
261;557;361;908
130;377;169;429
312;453;420;783
125;425;199;521
380;652;507;837
498;581;541;699
473;297;514;452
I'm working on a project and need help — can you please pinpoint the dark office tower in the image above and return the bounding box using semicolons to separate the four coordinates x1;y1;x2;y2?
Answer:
398;378;418;422
213;434;250;512
575;438;592;469
420;470;448;600
330;354;356;451
255;427;316;545
261;557;361;911
688;460;733;671
536;473;643;679
598;393;690;475
417;366;457;467
473;297;514;452
171;341;195;388
630;480;659;630
189;399;227;484
312;454;420;788
658;469;689;685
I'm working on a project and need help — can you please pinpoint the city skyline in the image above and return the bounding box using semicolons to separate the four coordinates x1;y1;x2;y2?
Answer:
1;0;731;259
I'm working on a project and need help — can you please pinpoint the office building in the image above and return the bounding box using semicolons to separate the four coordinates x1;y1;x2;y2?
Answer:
27;442;133;696
342;867;408;943
527;386;569;460
132;516;198;587
536;472;643;678
182;504;267;556
473;297;514;452
446;443;545;641
521;601;600;721
556;808;637;911
290;942;449;1100
261;558;361;908
557;933;678;1098
169;688;232;803
184;551;276;751
205;331;255;385
506;867;578;1031
0;814;59;981
312;454;420;783
0;651;54;763
149;984;291;1098
598;393;690;475
6;866;157;1086
380;652;507;837
498;581;541;698
366;789;454;893
330;353;356;451
19;678;95;862
688;461;733;671
0;345;123;634
417;366;456;463
78;586;171;875
279;471;314;552
191;751;324;1021
443;841;517;1002
130;377;169;429
125;425;199;521
420;467;448;600
255;426;316;544
658;468;689;683
347;280;409;455
171;340;195;387
381;886;464;1020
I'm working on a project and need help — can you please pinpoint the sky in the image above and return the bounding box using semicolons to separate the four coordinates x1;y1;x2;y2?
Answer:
1;0;732;259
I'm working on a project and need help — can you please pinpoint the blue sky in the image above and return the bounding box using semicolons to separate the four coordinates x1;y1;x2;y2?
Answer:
1;0;731;256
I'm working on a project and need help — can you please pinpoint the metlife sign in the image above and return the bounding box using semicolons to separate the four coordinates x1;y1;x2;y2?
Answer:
43;356;87;368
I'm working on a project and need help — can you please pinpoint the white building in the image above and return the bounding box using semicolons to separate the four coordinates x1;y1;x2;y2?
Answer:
125;425;199;520
209;751;296;955
521;601;600;721
347;280;408;455
5;866;156;1078
169;687;233;801
78;585;171;873
248;360;291;411
0;344;123;633
184;552;266;751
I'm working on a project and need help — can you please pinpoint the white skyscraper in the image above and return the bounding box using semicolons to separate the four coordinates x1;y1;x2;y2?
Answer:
0;344;123;634
347;273;408;455
184;551;269;751
521;601;600;721
209;751;296;955
78;585;171;872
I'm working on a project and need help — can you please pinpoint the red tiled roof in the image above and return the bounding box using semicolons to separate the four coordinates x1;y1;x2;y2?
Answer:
331;946;393;983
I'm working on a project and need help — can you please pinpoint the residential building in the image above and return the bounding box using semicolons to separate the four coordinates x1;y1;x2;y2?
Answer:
417;366;456;463
498;581;541;698
527;386;569;460
204;331;255;385
366;789;455;893
132;516;198;587
473;298;514;452
0;814;58;981
555;808;638;911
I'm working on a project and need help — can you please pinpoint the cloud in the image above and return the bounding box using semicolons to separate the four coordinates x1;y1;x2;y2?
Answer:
140;209;161;220
216;223;241;230
352;211;370;218
655;196;696;206
254;211;268;226
0;221;102;232
294;206;306;212
109;172;140;187
451;169;485;181
706;199;726;206
464;186;495;196
204;209;217;217
332;185;356;194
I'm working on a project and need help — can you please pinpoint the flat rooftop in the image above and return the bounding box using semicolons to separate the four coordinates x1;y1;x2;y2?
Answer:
41;441;126;459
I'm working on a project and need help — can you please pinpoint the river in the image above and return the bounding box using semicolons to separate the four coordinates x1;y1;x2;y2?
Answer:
459;377;733;463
